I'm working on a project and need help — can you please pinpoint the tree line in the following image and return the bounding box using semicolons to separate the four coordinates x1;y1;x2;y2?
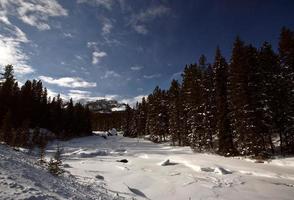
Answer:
91;111;125;131
123;27;294;158
0;65;92;148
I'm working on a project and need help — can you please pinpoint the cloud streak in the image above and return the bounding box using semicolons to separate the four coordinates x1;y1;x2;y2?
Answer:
39;76;97;88
129;5;170;34
0;0;68;75
131;65;144;71
102;70;121;79
92;50;107;64
0;14;33;74
77;0;114;10
0;0;68;30
143;73;161;79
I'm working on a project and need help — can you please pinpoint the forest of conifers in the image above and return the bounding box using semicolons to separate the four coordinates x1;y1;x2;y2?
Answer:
0;65;92;148
122;27;294;158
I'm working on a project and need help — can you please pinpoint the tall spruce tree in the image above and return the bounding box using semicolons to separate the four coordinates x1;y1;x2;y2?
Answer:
229;38;265;156
213;47;235;155
276;27;294;154
137;98;147;137
255;42;279;154
123;105;133;137
145;86;169;142
168;80;183;146
199;56;215;151
181;64;201;146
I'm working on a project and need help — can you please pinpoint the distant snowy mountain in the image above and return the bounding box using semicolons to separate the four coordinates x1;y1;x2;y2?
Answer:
87;99;126;113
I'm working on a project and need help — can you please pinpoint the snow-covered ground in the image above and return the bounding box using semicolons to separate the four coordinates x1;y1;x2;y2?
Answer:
50;132;294;200
1;132;294;200
0;143;126;200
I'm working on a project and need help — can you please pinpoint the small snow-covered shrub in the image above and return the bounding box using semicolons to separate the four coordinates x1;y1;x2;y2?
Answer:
48;145;64;176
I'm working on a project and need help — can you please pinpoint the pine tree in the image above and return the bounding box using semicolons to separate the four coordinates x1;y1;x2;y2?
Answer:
168;80;183;146
213;47;235;155
123;105;133;137
228;38;265;156
0;111;13;144
0;65;16;129
181;64;202;146
136;98;147;138
199;56;215;151
184;63;205;152
253;42;279;155
145;86;169;142
129;103;139;137
276;27;294;154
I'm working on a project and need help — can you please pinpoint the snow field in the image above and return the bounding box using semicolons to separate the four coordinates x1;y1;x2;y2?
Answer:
47;133;294;200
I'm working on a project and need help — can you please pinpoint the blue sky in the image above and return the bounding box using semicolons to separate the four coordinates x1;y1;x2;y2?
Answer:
1;0;294;104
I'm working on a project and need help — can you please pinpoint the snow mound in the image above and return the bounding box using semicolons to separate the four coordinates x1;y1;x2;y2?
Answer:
268;157;294;167
0;144;125;200
111;148;127;155
214;166;233;175
78;149;108;158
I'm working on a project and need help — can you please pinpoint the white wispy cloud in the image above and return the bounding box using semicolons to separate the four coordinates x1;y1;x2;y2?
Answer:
63;33;74;38
0;35;34;74
69;89;92;95
101;18;113;35
0;0;67;75
46;88;68;99
129;5;170;34
0;0;68;30
102;70;121;79
77;0;114;10
143;73;161;79
87;41;97;48
68;90;92;100
0;15;33;74
75;55;83;60
131;65;144;71
92;50;107;64
39;76;97;88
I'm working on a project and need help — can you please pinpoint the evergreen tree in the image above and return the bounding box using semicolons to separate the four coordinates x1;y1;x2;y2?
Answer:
276;27;294;154
145;86;169;142
0;111;13;144
137;97;148;137
228;38;265;156
198;56;215;151
0;65;17;128
213;47;235;155
123;105;133;137
168;80;183;146
181;64;201;146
